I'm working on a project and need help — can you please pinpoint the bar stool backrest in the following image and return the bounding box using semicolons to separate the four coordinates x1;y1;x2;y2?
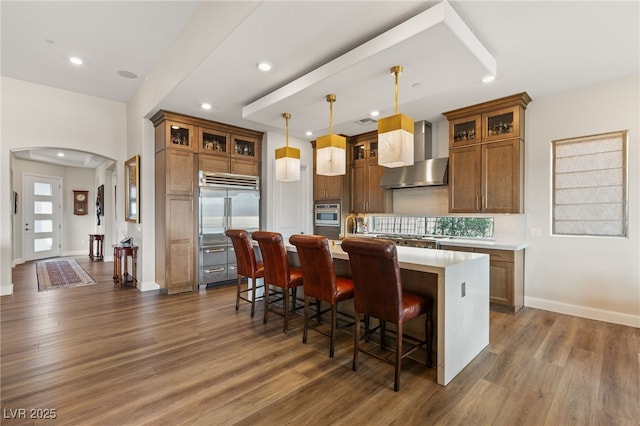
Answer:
252;231;290;287
226;229;258;277
341;237;403;323
290;234;337;302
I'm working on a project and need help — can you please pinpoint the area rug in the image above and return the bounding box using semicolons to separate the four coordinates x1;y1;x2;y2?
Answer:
36;258;96;291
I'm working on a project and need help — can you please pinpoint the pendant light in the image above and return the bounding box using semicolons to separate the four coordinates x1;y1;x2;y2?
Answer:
275;112;300;181
316;94;346;176
378;65;414;168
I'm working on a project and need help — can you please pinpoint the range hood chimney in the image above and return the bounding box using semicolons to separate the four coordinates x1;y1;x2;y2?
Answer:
380;120;449;188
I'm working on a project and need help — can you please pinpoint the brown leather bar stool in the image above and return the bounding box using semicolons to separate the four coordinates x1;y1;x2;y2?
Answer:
290;234;354;358
342;237;433;392
252;231;304;333
225;229;265;317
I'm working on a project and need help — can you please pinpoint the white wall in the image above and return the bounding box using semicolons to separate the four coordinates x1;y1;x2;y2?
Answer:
525;74;639;327
0;77;126;295
261;131;314;243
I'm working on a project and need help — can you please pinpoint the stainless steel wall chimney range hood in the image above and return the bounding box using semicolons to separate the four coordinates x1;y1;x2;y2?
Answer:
379;120;449;188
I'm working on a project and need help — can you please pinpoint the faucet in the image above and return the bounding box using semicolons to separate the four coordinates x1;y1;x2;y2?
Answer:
343;214;357;239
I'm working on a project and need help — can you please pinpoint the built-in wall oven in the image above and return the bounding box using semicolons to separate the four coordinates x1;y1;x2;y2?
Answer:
314;203;340;239
314;203;340;227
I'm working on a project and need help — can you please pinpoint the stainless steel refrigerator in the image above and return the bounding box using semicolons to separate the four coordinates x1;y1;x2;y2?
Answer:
199;171;260;288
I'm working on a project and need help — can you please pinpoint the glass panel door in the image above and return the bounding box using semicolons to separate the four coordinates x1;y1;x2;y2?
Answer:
23;174;62;260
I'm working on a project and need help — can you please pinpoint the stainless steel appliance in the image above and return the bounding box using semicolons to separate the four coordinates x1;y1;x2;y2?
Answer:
199;171;260;288
373;234;450;249
314;203;340;227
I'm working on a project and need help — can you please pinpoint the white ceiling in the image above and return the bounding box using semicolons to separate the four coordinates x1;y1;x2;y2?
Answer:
2;0;639;165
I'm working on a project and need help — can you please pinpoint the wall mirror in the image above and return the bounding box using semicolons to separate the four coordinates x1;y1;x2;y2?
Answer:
124;154;140;223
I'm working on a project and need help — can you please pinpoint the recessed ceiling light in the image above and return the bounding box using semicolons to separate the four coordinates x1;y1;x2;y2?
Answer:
69;57;83;65
305;131;313;136
482;75;496;83
257;62;272;72
201;103;212;110
370;110;380;117
117;70;138;79
57;152;65;157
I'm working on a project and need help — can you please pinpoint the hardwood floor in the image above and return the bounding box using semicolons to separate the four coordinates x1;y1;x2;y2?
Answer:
2;256;639;425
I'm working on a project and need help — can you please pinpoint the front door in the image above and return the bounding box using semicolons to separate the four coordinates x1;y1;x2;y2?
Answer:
23;173;62;261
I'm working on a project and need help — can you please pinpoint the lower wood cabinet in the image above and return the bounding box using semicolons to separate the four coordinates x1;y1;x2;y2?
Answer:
443;245;524;312
155;195;195;294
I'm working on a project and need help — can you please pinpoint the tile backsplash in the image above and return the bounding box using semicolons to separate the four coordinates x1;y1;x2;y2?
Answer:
371;216;494;238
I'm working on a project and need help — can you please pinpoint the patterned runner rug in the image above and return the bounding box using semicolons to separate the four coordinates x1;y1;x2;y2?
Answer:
36;258;96;291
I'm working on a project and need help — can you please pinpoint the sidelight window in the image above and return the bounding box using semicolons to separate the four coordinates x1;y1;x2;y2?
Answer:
552;130;627;237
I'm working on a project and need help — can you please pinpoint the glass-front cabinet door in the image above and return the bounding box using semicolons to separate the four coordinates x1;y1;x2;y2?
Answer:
231;135;258;160
166;120;194;151
482;106;520;142
352;140;377;162
449;115;481;147
199;128;230;157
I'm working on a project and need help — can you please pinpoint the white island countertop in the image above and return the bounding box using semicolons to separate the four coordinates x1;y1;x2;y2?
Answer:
346;233;527;251
324;242;489;271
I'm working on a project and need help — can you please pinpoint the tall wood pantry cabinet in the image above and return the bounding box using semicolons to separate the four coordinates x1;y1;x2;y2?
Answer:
444;92;532;213
151;110;262;294
348;130;392;214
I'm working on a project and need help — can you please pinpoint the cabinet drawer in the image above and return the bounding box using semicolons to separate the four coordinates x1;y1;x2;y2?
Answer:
202;264;230;283
474;248;514;262
442;244;476;253
202;245;230;265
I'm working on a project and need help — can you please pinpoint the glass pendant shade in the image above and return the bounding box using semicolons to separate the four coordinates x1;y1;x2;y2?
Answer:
275;113;300;182
316;93;346;176
378;113;414;168
378;65;415;168
316;133;346;176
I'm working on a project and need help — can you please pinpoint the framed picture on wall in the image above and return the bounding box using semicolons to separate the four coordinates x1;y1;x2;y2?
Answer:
124;155;140;223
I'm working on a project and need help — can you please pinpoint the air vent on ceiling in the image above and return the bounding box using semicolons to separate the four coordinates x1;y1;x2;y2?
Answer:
199;171;259;190
355;117;378;125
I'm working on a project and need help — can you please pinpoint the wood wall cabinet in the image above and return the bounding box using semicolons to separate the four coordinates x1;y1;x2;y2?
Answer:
444;92;531;214
198;126;261;176
348;131;392;213
443;245;524;312
150;110;263;294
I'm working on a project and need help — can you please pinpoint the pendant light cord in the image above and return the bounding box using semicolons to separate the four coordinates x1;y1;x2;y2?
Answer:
391;65;403;115
326;94;336;134
282;112;291;147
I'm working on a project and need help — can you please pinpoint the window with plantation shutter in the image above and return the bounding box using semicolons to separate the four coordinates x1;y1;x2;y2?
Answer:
552;131;627;237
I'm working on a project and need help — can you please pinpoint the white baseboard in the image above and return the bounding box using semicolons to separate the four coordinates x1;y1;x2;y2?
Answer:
525;296;640;328
138;280;160;292
0;284;14;296
63;250;87;257
12;258;24;267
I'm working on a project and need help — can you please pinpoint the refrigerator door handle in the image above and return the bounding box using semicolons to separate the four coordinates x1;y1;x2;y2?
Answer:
223;196;229;230
227;197;232;229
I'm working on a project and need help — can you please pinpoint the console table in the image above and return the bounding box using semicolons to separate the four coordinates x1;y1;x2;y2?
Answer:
113;245;138;287
89;234;104;261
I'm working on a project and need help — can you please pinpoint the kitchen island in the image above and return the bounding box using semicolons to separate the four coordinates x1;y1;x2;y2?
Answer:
286;241;490;386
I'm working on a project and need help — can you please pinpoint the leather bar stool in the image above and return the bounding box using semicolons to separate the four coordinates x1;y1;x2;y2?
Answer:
225;229;265;317
342;237;434;392
290;234;354;358
252;231;304;333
